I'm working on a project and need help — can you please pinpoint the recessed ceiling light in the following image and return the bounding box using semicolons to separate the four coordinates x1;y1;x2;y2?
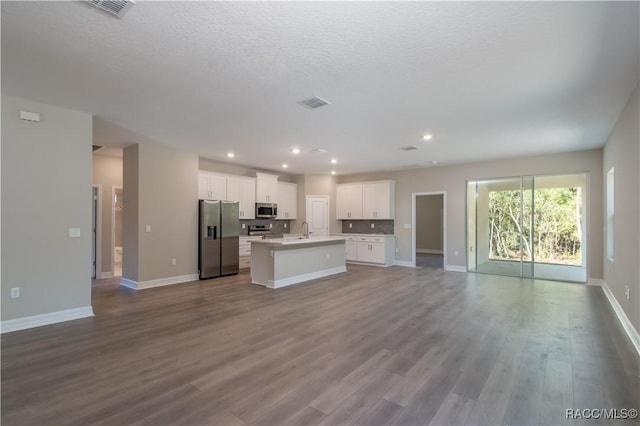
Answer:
423;134;433;141
291;148;300;155
282;164;288;168
227;152;235;158
331;171;336;175
431;160;438;164
330;159;337;164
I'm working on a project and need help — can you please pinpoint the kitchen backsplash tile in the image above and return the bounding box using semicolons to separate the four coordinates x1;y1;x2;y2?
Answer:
240;219;292;235
341;220;394;234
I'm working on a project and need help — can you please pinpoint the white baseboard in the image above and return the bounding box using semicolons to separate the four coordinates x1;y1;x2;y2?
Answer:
98;271;114;279
445;265;467;273
601;281;640;357
1;306;94;334
394;260;415;267
120;274;199;290
416;249;444;254
588;278;604;286
261;266;347;289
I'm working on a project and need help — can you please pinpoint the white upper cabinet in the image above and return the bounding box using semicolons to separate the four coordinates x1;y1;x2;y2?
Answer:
256;172;279;203
227;176;256;219
336;184;363;219
198;171;227;200
337;180;395;220
362;181;395;219
276;182;298;219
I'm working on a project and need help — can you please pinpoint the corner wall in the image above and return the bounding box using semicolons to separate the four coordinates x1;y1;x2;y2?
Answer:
603;83;639;334
123;142;199;286
1;95;93;326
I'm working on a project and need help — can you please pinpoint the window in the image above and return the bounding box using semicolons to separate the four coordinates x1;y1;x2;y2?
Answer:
606;167;614;261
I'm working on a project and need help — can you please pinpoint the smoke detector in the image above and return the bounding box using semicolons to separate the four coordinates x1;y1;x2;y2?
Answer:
399;145;419;151
298;96;330;109
86;0;135;18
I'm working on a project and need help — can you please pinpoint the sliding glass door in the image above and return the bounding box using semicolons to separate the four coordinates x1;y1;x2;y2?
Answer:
467;173;587;283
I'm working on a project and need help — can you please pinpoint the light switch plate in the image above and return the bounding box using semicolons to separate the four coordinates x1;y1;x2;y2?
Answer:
404;223;412;229
69;227;81;238
145;224;151;233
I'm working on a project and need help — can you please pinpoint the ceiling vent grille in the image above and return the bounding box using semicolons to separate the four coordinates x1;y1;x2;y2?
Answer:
299;96;330;109
86;0;135;18
399;145;419;151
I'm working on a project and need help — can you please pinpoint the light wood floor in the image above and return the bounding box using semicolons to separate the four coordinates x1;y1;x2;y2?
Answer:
2;264;639;426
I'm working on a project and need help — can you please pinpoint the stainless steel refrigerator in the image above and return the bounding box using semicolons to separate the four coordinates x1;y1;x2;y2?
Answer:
199;200;239;279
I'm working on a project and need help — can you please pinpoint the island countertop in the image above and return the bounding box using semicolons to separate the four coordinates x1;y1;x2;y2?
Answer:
251;236;346;247
250;236;347;288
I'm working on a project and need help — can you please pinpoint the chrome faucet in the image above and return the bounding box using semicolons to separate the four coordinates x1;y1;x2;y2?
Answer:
301;221;309;239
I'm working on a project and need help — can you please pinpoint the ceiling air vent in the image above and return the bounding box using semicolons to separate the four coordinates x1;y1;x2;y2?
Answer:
92;145;103;151
298;96;330;110
86;0;135;18
399;145;419;151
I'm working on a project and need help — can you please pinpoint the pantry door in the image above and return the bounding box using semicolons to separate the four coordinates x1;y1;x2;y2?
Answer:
306;196;329;236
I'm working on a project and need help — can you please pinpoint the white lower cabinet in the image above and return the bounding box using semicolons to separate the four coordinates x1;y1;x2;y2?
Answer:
345;239;358;261
239;236;262;269
337;234;395;266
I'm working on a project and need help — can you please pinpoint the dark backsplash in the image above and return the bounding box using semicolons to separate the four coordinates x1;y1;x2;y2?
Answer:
341;220;394;234
239;219;292;236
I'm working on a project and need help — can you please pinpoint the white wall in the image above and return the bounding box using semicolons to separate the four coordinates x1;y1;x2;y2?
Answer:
603;83;639;332
1;95;93;322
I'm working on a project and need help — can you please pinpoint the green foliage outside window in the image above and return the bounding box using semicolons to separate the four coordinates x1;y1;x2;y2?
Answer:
488;187;582;265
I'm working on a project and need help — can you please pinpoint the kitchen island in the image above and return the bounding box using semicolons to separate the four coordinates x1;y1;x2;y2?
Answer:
250;236;347;288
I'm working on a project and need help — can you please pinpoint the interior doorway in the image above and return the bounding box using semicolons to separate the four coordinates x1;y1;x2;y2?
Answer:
91;185;101;279
412;191;447;268
112;186;123;277
466;173;587;282
306;195;329;237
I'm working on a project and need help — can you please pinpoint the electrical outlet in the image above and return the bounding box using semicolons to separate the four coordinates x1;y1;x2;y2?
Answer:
284;223;287;229
269;223;273;228
242;223;246;229
371;223;375;228
11;288;20;299
454;250;459;257
171;258;177;265
326;253;330;260
396;247;399;253
349;223;353;228
145;224;151;233
625;285;630;300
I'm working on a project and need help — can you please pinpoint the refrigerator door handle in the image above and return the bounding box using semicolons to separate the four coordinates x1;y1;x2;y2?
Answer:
208;225;217;240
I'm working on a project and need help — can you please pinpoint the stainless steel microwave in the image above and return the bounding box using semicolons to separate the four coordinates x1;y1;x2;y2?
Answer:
255;203;278;218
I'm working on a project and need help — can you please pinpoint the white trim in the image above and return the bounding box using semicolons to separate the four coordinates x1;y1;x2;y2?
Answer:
120;274;199;290
588;278;604;286
111;185;123;277
1;306;94;334
394;260;415;268
601;281;640;357
259;266;347;289
416;248;443;254
412;192;447;269
92;184;102;279
346;261;391;268
98;271;114;279
445;265;467;272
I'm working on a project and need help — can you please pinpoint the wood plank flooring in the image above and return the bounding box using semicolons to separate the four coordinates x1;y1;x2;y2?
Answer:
2;261;639;425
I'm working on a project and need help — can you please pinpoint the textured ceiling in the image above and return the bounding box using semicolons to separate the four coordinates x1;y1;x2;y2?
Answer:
2;1;638;175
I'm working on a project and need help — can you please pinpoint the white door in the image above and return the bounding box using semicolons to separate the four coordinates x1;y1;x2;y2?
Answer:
306;196;329;236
